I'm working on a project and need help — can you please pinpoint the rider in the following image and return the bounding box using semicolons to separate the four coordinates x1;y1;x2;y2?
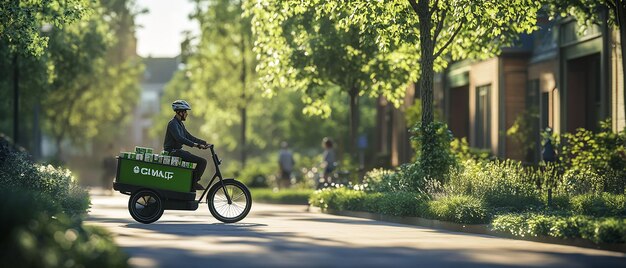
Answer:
164;100;211;191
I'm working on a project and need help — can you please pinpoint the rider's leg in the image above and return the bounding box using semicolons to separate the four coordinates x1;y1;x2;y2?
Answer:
170;149;207;184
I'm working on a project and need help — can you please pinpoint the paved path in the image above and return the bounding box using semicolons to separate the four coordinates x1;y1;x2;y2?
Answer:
86;191;626;268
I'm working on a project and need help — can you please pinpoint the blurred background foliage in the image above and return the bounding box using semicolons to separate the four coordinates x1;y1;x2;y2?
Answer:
0;0;143;162
152;0;380;186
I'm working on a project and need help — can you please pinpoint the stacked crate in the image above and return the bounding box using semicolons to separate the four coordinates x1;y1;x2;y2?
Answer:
119;146;197;169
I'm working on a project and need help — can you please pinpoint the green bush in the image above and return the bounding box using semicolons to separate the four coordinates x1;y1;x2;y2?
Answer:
446;159;542;211
0;191;129;267
362;166;424;193
250;188;314;204
570;193;626;217
426;195;489;224
492;213;626;244
0;148;89;217
309;188;429;217
309;188;367;211
549;215;592;239
371;192;429;217
559;167;606;195
450;138;493;162
594;218;626;244
555;120;626;194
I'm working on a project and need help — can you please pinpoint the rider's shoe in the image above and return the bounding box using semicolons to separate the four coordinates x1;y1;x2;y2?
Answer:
193;183;204;191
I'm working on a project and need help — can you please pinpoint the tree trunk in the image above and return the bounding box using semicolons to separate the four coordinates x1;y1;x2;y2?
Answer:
417;0;435;155
617;1;626;126
13;53;19;146
349;87;360;160
240;22;247;169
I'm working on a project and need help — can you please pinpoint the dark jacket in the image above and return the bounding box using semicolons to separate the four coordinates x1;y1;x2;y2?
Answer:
163;116;206;151
542;139;557;162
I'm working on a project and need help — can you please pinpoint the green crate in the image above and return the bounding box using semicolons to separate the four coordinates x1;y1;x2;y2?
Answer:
116;158;194;193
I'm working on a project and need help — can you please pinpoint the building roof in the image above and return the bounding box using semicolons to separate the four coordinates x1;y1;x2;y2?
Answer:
142;57;180;84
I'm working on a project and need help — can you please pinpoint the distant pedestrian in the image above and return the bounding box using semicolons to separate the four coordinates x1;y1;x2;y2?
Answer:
278;141;295;189
321;137;336;186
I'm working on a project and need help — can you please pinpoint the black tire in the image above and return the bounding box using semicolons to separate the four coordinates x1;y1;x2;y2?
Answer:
207;179;252;223
128;189;164;224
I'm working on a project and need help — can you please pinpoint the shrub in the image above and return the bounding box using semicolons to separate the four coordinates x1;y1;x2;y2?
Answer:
492;213;626;244
362;168;397;193
250;188;314;204
570;193;626;217
555;120;626;194
594;218;626;244
549;215;590;239
526;215;553;236
426;195;489;224
362;165;429;193
450;138;493;162
0;191;129;267
446;159;542;211
0;147;89;217
309;187;366;211
373;192;429;217
559;167;605;195
309;188;429;217
491;214;528;237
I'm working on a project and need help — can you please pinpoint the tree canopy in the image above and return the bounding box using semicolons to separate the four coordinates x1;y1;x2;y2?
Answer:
246;0;416;157
0;0;90;56
0;0;143;160
155;0;378;166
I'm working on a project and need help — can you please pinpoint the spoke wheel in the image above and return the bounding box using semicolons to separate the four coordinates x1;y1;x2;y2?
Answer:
207;180;252;223
128;189;164;224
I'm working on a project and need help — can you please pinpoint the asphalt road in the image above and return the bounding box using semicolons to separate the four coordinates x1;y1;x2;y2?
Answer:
86;191;626;268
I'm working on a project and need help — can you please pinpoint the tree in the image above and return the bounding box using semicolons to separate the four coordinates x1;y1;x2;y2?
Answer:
0;0;90;146
0;0;143;161
0;0;90;56
547;0;626;125
154;0;257;167
246;0;414;159
42;0;143;160
338;0;540;179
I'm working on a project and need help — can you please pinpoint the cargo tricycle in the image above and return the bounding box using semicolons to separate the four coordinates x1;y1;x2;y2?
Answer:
113;145;252;224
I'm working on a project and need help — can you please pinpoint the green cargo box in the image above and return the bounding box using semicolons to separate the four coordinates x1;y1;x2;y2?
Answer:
115;157;194;193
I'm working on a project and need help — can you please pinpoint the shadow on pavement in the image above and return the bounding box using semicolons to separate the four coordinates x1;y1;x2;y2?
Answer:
87;214;626;268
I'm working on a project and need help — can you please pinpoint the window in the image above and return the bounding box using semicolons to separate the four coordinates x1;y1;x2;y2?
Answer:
475;84;491;149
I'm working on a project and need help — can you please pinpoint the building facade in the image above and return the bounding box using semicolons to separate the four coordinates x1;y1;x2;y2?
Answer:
377;14;625;166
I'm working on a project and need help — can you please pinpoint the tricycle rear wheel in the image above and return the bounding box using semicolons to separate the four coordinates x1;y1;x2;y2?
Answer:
207;179;251;223
128;189;164;224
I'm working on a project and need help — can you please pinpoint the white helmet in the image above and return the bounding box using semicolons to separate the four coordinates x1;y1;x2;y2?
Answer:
172;100;191;111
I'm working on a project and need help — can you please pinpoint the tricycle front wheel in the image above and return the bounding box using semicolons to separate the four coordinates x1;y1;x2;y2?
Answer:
207;180;251;223
128;189;164;224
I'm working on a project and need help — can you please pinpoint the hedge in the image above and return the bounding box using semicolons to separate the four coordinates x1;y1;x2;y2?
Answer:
492;213;626;244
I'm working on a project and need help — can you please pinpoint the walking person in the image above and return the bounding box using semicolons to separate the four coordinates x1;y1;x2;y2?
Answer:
278;141;295;189
163;100;212;191
320;137;336;187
